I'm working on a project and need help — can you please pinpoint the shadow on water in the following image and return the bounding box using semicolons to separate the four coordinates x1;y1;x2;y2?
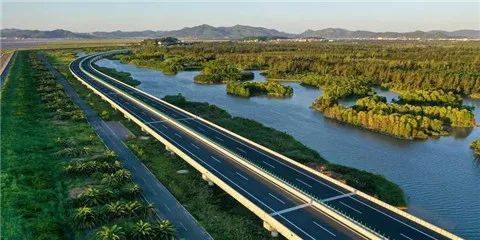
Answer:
96;58;480;239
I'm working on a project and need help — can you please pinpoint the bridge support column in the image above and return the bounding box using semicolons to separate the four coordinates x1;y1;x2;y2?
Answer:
202;173;214;186
165;145;175;155
263;222;279;238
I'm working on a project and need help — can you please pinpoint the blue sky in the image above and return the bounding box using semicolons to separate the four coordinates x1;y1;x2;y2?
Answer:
2;1;478;33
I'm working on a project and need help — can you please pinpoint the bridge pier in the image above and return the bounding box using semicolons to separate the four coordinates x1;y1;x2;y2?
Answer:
165;145;175;155
263;222;279;237
202;173;214;186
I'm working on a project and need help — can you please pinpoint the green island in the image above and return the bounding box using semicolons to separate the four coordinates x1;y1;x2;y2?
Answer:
92;63;141;87
1;51;175;240
226;80;293;97
42;47;406;239
313;92;475;140
120;40;478;139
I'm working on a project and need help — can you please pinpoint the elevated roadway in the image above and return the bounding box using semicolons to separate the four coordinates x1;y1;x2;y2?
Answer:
70;51;461;240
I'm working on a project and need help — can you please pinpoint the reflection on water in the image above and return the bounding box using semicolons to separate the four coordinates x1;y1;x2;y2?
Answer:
96;59;480;239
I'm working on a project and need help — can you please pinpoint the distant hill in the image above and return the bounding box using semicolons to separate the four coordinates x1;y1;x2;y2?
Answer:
162;24;293;39
299;28;480;39
91;30;164;39
1;28;93;39
1;25;479;40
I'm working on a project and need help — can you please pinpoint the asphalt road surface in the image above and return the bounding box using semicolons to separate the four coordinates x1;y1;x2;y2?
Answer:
71;52;455;240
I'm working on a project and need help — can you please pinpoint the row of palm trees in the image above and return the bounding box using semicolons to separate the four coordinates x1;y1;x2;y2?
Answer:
32;57;86;123
31;54;178;239
100;169;133;187
97;219;176;240
65;158;123;175
73;184;141;207
73;200;154;229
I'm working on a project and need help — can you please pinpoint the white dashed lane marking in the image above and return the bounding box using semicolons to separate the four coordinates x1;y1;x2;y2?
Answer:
296;178;312;188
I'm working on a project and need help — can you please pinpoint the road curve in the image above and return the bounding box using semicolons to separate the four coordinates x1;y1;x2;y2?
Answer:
71;51;460;240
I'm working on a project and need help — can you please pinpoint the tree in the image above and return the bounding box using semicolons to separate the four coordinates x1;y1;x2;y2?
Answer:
153;220;176;240
97;225;125;240
73;207;97;229
131;220;154;240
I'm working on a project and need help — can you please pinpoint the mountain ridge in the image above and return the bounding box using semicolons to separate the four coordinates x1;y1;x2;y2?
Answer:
1;25;479;40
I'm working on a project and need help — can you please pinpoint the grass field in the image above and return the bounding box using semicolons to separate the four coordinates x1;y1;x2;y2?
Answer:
1;51;97;239
1;50;171;240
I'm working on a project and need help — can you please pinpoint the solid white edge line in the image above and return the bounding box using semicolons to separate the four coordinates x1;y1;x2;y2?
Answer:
211;156;221;163
269;193;286;204
235;172;249;180
296;178;312;188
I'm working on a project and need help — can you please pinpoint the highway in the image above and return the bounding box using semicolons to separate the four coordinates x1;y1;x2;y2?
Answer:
71;51;459;240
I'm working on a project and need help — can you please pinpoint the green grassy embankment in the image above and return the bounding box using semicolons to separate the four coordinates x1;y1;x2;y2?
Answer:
1;51;73;239
1;50;175;240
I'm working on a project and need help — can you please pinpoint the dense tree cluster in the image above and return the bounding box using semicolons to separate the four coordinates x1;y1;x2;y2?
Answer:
119;47;201;75
313;92;475;139
313;97;446;139
395;90;463;106
194;59;253;84
226;80;293;97
356;96;475;127
126;41;480;97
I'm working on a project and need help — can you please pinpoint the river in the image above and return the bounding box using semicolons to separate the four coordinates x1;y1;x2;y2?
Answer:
96;58;480;239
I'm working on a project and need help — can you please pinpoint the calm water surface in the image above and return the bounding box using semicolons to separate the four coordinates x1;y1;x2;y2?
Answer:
97;59;480;239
